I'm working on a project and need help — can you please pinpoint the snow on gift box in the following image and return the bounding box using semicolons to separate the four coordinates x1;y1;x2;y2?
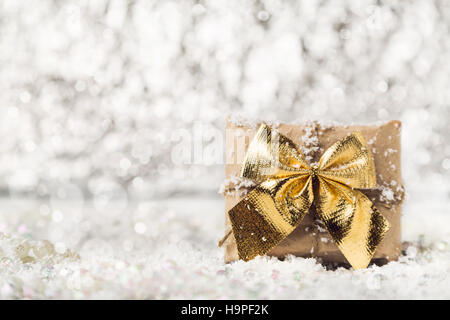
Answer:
219;118;404;269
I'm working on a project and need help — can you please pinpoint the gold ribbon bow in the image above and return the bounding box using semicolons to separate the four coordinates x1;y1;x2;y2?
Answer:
228;124;390;270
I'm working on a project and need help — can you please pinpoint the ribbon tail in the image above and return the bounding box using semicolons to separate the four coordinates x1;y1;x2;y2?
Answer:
315;177;390;270
228;175;313;261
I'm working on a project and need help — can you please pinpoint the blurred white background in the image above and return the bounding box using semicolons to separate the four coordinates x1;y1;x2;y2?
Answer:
0;0;449;299
1;0;449;200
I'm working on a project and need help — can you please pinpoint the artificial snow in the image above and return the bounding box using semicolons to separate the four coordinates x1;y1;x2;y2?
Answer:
0;196;448;299
218;175;256;196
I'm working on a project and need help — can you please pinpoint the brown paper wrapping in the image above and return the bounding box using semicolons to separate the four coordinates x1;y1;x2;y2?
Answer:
223;119;404;265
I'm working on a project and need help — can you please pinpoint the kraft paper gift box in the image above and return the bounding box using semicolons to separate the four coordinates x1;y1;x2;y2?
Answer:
221;119;404;265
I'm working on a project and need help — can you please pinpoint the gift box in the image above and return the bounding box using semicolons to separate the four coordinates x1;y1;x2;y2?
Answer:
220;118;404;268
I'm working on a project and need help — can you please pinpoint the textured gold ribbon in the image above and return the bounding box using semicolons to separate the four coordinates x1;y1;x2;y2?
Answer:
228;124;390;270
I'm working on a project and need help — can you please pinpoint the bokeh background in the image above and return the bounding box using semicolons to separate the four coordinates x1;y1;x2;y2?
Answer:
1;0;449;199
0;0;449;299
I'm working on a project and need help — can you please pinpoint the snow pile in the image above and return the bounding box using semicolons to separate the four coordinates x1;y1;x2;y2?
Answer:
218;175;256;196
0;197;449;299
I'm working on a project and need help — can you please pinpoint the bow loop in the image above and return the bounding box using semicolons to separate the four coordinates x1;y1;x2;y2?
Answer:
317;132;377;189
227;124;390;269
241;124;310;183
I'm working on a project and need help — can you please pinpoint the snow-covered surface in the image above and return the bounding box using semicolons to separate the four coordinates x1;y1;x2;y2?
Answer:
0;194;448;300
